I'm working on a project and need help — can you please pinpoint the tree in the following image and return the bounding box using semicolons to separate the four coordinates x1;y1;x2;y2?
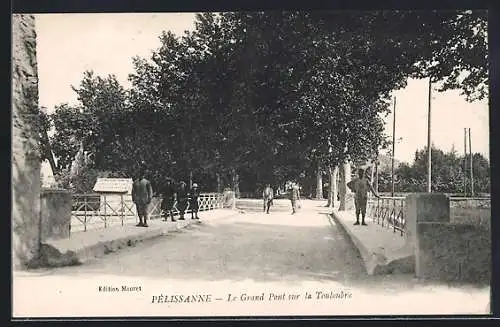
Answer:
50;103;89;171
38;107;58;176
393;146;490;194
47;11;488;197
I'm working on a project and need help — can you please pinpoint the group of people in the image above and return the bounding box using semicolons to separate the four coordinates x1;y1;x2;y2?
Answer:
131;173;202;228
132;167;379;227
261;168;380;225
262;182;301;215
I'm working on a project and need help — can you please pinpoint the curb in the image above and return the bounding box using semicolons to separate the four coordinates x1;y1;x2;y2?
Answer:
329;210;414;276
42;210;241;267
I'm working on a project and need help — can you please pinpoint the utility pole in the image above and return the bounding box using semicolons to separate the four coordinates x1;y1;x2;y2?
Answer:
469;128;474;197
426;77;432;193
391;97;396;198
464;128;468;197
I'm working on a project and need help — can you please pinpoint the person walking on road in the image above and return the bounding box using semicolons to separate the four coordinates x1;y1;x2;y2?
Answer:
177;181;189;220
289;182;301;215
262;183;274;214
161;178;177;222
189;183;201;220
132;172;153;227
347;168;380;226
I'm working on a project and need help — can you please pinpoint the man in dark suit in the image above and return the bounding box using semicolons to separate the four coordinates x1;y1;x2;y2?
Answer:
132;172;153;227
189;183;201;220
161;178;177;222
177;181;189;220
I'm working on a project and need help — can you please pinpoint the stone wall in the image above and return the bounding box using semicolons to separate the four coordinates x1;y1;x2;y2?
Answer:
12;14;42;269
416;222;490;283
405;193;491;284
40;189;72;241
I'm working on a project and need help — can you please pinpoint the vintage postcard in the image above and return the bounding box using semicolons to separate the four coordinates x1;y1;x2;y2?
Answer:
12;11;491;318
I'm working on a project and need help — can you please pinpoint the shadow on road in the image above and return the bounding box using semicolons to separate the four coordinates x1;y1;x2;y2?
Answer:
37;212;488;294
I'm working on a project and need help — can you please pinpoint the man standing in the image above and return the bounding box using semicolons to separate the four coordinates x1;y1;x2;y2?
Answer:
189;183;201;220
262;183;274;214
132;172;153;227
161;178;177;222
289;182;300;215
347;168;380;226
177;181;189;220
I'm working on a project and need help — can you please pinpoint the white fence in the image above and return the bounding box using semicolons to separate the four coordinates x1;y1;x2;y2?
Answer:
71;193;225;234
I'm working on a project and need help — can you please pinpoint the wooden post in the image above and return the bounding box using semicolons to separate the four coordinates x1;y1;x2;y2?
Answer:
469;128;474;196
84;196;88;232
103;194;107;228
120;194;124;226
427;77;432;193
464;128;468;196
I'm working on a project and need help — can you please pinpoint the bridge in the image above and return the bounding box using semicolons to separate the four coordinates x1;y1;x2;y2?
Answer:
13;192;491;316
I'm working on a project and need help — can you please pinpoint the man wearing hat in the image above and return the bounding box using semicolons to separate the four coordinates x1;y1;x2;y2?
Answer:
176;181;189;220
132;171;153;227
347;168;380;226
189;182;201;220
161;178;177;222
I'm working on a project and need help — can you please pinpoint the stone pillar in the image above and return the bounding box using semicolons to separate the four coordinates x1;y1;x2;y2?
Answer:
40;189;72;241
12;14;42;269
404;193;450;278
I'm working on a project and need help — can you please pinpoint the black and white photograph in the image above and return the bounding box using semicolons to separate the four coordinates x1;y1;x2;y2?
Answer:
12;10;491;317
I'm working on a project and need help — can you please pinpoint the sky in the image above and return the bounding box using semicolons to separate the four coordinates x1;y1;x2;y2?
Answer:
34;13;490;166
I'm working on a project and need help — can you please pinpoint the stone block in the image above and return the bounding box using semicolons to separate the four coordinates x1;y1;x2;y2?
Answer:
26;244;80;268
40;188;72;241
416;223;490;283
404;193;450;250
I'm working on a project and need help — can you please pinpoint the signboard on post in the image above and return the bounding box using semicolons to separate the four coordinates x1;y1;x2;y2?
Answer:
92;178;135;217
93;178;133;194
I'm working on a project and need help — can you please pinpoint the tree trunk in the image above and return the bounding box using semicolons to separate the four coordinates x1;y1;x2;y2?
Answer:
374;162;379;193
216;172;222;193
339;162;352;211
326;166;332;207
326;165;339;208
315;165;324;200
189;171;193;189
332;166;338;209
40;128;58;176
231;168;240;198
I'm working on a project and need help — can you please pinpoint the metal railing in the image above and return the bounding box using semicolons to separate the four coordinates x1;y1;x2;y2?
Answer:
70;192;225;234
366;195;491;237
367;196;406;236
